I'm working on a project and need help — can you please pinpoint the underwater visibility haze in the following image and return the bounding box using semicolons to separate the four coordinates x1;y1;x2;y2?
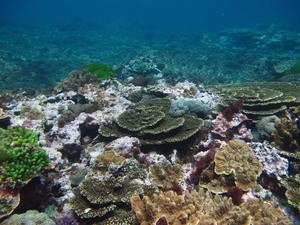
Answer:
0;0;300;225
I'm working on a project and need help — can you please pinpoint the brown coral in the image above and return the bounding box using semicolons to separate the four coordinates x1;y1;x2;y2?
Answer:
99;98;204;147
207;82;300;118
149;160;183;190
131;191;199;225
131;188;292;225
281;175;300;212
71;175;143;223
214;140;263;191
270;112;300;156
92;150;126;174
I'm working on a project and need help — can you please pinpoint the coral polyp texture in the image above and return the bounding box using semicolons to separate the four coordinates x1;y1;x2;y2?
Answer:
214;140;263;191
0;127;49;184
207;82;300;117
99;98;204;146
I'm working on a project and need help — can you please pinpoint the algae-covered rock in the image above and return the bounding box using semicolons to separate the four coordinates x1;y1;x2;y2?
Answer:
214;140;263;191
0;191;20;220
1;210;55;225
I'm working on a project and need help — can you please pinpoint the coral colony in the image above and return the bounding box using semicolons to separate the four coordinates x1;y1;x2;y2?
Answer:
1;27;300;224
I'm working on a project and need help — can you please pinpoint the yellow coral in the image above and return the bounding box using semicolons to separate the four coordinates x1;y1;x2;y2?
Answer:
214;140;263;191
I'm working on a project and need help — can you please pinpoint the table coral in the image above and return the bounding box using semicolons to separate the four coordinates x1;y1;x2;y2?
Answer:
71;175;143;223
207;82;300;118
99;98;204;146
214;140;263;191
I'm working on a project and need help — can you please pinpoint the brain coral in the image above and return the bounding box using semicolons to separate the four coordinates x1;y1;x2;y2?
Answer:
207;82;300;117
214;140;263;191
99;98;204;147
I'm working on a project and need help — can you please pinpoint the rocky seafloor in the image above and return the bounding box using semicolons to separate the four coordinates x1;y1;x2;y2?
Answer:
0;65;300;225
1;23;300;92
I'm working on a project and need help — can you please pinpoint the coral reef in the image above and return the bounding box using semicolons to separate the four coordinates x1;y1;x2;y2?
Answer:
149;159;183;191
0;127;49;184
207;82;300;117
214;140;263;191
99;98;204;146
71;175;142;223
281;175;300;212
249;142;288;179
85;62;115;80
0;210;55;225
131;188;292;225
169;98;211;118
0;191;20;220
92;150;126;174
0;108;10;128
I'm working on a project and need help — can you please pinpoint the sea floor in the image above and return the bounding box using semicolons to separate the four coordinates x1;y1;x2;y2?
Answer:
0;23;300;92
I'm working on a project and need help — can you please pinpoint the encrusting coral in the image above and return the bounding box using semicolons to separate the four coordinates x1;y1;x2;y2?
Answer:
214;140;263;191
99;98;204;146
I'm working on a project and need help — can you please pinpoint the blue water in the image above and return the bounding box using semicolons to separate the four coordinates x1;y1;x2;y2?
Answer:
1;0;300;31
0;0;300;91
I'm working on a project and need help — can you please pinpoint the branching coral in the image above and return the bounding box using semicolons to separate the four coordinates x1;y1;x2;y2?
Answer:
0;127;49;185
99;98;204;146
214;140;263;191
131;188;292;225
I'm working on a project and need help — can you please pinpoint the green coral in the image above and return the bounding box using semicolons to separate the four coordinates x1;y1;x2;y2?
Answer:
85;62;115;80
0;127;49;184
